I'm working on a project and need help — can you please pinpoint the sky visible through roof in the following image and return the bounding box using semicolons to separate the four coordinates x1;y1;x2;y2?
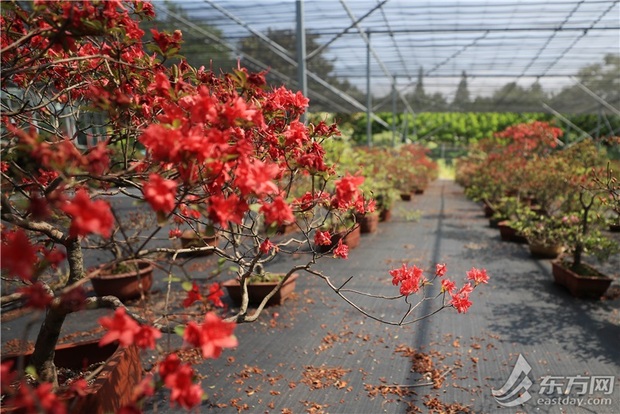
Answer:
164;0;619;102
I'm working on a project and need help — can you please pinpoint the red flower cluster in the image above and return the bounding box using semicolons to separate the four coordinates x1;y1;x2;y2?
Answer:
143;173;177;214
389;263;489;314
390;263;427;296
333;239;349;259
61;189;114;239
99;308;161;349
183;312;238;359
159;354;203;410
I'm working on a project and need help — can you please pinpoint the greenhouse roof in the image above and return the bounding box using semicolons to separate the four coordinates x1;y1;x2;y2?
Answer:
156;0;620;113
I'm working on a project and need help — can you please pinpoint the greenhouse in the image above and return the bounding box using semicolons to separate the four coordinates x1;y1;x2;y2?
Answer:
1;1;619;413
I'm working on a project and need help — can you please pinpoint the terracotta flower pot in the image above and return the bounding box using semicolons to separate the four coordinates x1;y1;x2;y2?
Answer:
91;260;153;301
483;203;495;218
379;208;392;222
497;221;527;244
222;273;299;306
551;260;613;299
1;340;142;414
356;213;379;234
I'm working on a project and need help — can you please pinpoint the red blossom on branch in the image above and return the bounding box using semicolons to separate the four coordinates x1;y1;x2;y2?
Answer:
206;283;225;308
333;239;349;259
182;312;237;359
466;267;489;285
143;173;177;214
1;229;38;281
314;230;332;246
61;189;114;238
182;282;203;308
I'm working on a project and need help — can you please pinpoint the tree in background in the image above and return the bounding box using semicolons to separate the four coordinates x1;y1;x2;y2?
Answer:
452;71;471;111
550;53;620;114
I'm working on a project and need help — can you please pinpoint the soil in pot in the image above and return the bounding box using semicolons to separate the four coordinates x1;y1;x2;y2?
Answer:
551;260;613;299
1;340;142;414
91;260;153;302
222;273;299;307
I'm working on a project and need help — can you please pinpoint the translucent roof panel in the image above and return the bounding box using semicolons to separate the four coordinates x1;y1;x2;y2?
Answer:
157;0;620;113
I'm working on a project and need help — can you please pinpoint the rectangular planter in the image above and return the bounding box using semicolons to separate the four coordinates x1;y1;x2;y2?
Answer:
551;260;613;299
222;273;299;307
1;340;141;414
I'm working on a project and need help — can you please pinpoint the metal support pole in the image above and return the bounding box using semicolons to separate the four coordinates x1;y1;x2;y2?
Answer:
391;79;397;147
296;0;307;123
366;30;372;147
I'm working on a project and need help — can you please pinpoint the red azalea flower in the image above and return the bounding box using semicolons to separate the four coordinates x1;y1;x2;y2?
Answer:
61;189;114;238
206;283;225;308
9;382;66;414
450;292;473;314
85;141;110;175
164;363;203;409
207;194;247;227
182;282;203;308
143;173;177;214
1;229;37;281
466;267;489;285
260;196;294;226
99;307;140;347
435;263;447;277
332;174;365;210
441;278;457;294
183;312;237;359
169;228;182;239
259;238;277;254
158;354;181;381
313;230;332;246
134;325;162;350
333;239;349;259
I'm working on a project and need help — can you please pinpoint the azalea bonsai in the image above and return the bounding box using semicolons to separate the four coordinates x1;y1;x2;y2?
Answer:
553;140;619;270
0;2;489;412
463;121;562;215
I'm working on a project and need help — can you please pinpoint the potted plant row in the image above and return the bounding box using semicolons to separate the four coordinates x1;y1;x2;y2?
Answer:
459;123;619;299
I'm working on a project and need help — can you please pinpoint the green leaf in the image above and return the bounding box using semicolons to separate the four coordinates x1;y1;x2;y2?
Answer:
174;325;186;337
228;266;239;273
181;281;194;291
168;276;182;283
25;365;38;379
249;203;261;213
